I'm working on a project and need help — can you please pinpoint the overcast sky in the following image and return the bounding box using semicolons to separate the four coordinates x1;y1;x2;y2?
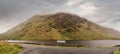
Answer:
0;0;120;33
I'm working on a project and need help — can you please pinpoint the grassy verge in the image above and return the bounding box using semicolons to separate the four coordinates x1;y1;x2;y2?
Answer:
39;44;87;48
0;41;23;54
114;50;120;54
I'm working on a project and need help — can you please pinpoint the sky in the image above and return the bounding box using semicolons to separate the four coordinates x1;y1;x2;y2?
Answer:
0;0;120;33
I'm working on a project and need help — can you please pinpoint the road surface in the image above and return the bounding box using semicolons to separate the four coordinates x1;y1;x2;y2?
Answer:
19;44;119;54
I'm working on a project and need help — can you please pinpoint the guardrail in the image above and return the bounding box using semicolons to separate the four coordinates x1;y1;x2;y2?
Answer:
0;40;87;46
1;40;120;47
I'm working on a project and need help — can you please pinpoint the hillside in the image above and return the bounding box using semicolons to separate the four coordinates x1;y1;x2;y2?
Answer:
0;13;120;40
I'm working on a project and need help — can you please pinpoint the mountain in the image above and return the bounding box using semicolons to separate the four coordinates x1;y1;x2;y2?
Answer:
0;12;120;40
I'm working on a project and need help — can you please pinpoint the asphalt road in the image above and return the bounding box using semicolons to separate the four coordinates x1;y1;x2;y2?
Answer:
19;44;118;54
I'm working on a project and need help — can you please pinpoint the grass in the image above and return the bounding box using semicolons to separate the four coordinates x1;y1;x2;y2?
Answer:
114;50;120;54
38;44;87;48
56;45;87;48
0;41;23;54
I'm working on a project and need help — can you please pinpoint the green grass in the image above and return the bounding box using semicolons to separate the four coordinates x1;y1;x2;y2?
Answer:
0;42;23;54
56;45;87;48
114;51;120;54
39;44;87;48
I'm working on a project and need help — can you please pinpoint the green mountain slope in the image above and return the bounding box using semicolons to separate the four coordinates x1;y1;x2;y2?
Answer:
1;13;120;40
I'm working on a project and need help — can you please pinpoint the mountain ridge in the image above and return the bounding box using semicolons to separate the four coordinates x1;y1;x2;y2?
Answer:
0;12;120;40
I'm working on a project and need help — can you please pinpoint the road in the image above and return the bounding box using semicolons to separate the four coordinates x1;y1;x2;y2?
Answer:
19;44;118;54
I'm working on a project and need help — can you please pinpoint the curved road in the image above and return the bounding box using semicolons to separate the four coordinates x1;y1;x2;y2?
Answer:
19;44;118;54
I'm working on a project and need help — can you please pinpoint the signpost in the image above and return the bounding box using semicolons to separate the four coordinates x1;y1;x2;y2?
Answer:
57;40;66;43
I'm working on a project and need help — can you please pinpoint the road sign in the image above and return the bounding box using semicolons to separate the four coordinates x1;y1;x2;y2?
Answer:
57;40;66;43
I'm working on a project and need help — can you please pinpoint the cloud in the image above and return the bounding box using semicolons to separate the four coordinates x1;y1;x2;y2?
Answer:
66;0;82;6
78;2;98;16
0;0;67;33
61;0;120;31
0;0;120;33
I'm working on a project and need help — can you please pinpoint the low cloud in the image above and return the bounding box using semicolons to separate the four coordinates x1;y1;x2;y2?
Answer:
0;0;120;33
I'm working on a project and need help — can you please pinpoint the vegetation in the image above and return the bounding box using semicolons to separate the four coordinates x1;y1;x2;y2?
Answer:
114;50;120;54
56;45;87;48
0;41;23;54
0;12;120;40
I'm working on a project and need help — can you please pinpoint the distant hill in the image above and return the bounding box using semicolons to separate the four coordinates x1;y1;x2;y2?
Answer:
0;12;120;40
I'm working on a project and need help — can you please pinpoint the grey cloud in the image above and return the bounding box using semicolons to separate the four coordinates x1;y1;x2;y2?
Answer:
0;0;67;33
85;0;120;22
0;0;120;33
0;0;67;18
0;0;67;20
65;0;120;31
